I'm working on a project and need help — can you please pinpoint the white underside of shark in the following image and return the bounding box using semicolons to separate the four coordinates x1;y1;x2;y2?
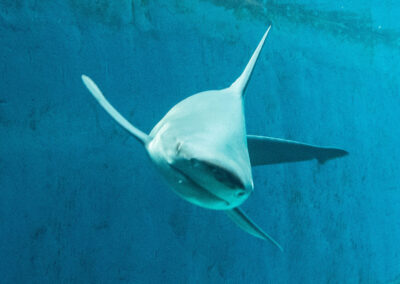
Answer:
81;27;347;251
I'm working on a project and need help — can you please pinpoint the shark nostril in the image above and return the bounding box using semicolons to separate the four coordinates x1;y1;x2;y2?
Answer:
236;190;246;197
175;141;183;154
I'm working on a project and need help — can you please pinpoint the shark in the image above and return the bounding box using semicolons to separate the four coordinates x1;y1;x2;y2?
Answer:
81;26;347;251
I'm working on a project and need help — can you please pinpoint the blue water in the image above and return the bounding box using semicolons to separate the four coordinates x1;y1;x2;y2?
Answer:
1;1;400;283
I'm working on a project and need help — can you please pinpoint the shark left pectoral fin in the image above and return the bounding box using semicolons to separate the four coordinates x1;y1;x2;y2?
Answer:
225;207;283;252
247;135;348;166
81;75;149;145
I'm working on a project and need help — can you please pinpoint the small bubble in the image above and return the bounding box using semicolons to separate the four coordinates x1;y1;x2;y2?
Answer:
178;180;183;184
191;159;200;168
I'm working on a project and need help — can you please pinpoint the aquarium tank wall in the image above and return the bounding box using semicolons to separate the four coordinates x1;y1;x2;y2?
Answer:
1;0;399;283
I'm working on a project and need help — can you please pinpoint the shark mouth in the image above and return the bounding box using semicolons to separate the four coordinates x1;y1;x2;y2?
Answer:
169;163;231;207
192;159;246;190
169;157;250;208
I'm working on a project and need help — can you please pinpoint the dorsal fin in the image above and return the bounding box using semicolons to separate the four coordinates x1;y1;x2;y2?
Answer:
81;75;149;145
230;26;271;95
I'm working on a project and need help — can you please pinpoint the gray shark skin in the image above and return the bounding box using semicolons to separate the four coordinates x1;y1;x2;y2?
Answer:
81;27;347;251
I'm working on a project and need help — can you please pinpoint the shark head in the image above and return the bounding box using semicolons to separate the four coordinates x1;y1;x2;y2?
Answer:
146;119;254;209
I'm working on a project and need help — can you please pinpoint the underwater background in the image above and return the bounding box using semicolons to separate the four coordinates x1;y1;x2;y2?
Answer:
1;0;400;283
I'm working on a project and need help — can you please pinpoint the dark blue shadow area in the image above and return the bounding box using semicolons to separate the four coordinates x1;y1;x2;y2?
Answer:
1;0;399;283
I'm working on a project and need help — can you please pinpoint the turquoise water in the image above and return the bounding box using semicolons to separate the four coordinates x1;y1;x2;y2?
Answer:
1;1;400;283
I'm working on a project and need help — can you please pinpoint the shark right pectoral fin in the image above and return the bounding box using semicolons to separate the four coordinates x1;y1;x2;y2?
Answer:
81;75;149;145
247;135;348;166
226;207;283;251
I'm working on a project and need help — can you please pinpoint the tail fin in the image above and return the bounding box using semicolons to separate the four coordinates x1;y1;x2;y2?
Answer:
81;75;149;145
230;26;271;95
